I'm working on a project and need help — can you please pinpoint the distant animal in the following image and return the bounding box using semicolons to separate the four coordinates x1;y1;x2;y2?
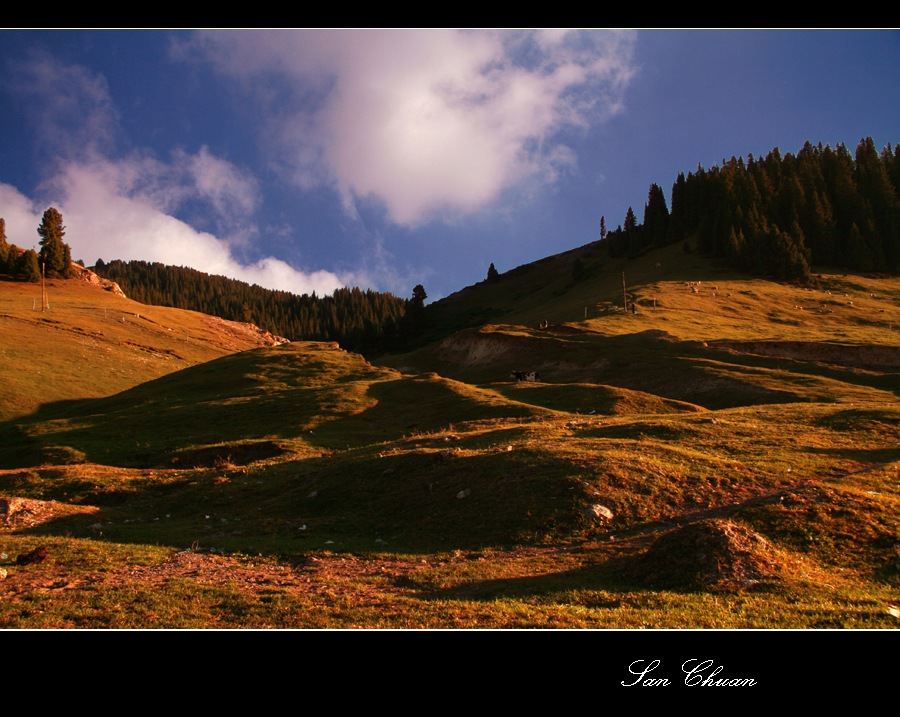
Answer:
511;371;540;382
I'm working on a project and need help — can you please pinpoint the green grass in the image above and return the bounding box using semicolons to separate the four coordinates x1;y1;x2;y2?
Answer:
1;251;899;629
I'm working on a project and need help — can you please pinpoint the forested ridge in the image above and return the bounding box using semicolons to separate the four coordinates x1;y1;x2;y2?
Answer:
94;260;409;353
603;138;900;280
6;137;897;354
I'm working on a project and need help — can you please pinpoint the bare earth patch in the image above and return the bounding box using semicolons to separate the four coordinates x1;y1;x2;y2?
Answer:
0;496;98;529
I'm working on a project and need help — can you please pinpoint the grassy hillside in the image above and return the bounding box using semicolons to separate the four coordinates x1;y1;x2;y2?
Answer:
0;277;286;421
419;240;900;344
383;242;899;407
0;247;898;629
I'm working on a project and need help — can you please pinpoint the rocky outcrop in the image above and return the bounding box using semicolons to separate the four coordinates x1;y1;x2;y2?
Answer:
71;262;126;297
202;315;290;347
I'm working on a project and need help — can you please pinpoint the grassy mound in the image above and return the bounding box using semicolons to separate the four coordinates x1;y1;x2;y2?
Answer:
626;519;786;590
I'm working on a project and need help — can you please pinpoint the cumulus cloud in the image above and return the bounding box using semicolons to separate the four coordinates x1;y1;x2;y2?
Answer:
42;159;344;296
0;183;43;249
2;52;343;296
185;29;637;226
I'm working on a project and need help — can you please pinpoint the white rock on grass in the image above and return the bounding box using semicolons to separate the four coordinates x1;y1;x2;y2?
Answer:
585;504;614;521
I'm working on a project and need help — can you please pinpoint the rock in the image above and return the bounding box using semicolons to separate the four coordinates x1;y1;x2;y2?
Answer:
457;489;471;499
585;503;614;520
72;263;126;297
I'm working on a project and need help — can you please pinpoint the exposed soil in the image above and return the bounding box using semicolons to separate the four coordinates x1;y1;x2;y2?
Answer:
0;496;98;530
202;315;289;348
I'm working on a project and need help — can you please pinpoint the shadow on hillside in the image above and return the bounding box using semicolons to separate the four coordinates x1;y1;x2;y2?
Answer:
0;350;551;469
1;438;589;553
392;327;898;410
404;552;664;603
0;343;391;468
798;445;900;468
2;324;896;470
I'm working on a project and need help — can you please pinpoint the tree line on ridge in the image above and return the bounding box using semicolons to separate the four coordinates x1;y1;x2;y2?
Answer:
2;137;897;354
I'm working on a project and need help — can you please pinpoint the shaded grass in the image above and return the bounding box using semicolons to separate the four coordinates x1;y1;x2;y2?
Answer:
1;255;898;628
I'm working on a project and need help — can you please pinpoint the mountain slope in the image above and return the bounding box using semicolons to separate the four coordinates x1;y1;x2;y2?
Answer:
0;245;898;628
0;276;286;421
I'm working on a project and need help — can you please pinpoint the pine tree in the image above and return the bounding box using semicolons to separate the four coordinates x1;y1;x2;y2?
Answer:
486;263;500;282
16;248;41;282
411;284;427;309
624;206;641;257
643;183;669;246
37;207;72;278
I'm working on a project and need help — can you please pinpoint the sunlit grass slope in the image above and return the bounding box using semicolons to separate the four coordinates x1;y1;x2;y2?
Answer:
422;241;900;344
0;277;283;421
0;244;898;629
381;243;899;410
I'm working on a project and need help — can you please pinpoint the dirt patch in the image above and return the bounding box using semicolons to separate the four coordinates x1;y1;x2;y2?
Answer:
626;519;785;591
72;263;126;297
0;547;430;606
0;496;98;529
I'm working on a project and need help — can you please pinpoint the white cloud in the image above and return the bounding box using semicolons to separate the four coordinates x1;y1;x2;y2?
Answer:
0;183;43;249
3;53;345;296
187;29;637;226
43;159;345;296
175;146;261;226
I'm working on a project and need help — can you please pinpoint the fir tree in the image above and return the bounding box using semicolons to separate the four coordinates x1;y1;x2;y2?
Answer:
643;183;669;246
37;207;72;278
17;248;41;282
411;284;427;310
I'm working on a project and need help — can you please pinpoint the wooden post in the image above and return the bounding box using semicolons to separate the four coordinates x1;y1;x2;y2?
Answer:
41;262;46;311
622;272;627;313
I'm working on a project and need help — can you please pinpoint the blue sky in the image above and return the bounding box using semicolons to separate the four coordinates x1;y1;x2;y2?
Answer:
0;29;897;301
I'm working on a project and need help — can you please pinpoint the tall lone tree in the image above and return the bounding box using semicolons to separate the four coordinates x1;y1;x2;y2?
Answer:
411;284;427;310
37;207;73;278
